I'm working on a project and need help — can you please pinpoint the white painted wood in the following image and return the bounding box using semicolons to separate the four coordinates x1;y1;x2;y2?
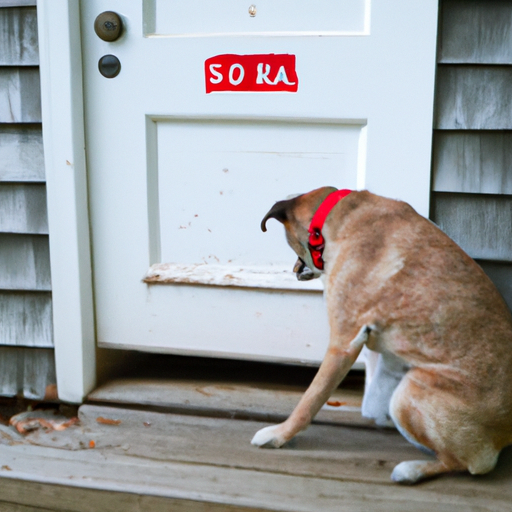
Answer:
82;0;438;362
0;125;45;182
0;68;41;122
146;0;369;37
0;6;38;65
0;183;48;234
37;0;95;402
0;291;53;347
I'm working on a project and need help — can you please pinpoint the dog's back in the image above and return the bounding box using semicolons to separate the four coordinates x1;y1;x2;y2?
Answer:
325;191;512;452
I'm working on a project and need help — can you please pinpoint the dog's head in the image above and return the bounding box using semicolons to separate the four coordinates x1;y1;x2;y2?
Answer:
261;187;338;281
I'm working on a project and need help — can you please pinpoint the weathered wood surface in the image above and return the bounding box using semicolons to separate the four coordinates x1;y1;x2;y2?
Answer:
478;261;512;312
432;193;512;262
0;405;510;511
432;131;512;194
439;0;512;64
0;480;265;512
89;375;369;427
0;291;53;347
0;124;44;182
0;234;51;290
88;357;367;426
0;184;48;234
0;346;55;398
0;7;38;65
0;68;41;123
0;499;58;512
435;66;512;129
0;1;36;7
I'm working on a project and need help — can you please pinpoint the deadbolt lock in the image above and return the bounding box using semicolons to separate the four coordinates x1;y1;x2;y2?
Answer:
94;11;123;42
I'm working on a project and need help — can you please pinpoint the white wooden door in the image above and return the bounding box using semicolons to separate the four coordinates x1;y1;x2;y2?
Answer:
81;1;438;364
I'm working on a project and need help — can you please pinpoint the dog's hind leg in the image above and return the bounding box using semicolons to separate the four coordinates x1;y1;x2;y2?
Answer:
362;350;409;427
388;369;500;484
251;325;370;448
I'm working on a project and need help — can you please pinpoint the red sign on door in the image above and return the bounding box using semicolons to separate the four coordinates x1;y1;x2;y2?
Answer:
205;54;299;93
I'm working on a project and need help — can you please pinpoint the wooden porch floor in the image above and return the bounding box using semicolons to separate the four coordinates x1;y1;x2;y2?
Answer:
0;357;511;511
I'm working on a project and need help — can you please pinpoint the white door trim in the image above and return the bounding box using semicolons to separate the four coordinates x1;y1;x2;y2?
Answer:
37;0;95;403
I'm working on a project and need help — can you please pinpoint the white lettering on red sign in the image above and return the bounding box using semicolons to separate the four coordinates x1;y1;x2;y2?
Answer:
205;54;298;93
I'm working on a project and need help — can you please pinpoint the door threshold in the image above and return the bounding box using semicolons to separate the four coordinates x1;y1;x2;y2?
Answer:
91;354;372;428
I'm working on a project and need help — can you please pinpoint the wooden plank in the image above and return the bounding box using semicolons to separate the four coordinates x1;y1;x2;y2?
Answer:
1;411;511;511
432;131;512;194
0;346;18;396
0;124;44;182
0;347;55;398
431;193;512;261
0;68;41;123
76;405;421;484
21;347;56;399
478;261;512;312
0;291;53;347
0;500;59;512
0;480;265;512
0;1;36;7
88;375;369;427
0;7;38;66
435;66;512;129
88;356;367;426
0;184;48;234
0;234;51;290
439;0;512;64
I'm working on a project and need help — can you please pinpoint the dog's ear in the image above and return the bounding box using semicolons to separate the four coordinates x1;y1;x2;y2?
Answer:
261;199;293;232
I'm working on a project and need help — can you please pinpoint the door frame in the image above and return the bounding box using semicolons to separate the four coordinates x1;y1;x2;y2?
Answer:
37;0;438;402
38;0;95;403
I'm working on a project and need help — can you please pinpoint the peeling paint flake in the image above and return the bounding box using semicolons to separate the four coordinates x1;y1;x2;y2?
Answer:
143;263;323;291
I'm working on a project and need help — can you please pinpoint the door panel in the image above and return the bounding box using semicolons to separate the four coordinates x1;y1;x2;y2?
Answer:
154;118;362;267
144;0;368;36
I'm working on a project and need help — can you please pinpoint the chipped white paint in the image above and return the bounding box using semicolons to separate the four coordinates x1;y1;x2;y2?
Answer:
144;263;323;292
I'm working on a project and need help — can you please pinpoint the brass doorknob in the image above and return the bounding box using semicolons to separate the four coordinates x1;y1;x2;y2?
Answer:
94;11;123;42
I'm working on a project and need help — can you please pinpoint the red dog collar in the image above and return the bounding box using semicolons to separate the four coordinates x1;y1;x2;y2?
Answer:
308;189;352;270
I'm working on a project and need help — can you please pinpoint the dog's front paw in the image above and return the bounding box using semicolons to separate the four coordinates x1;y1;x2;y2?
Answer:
391;460;430;484
251;424;287;448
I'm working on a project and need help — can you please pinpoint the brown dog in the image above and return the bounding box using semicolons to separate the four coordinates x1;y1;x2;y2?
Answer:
251;187;512;484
